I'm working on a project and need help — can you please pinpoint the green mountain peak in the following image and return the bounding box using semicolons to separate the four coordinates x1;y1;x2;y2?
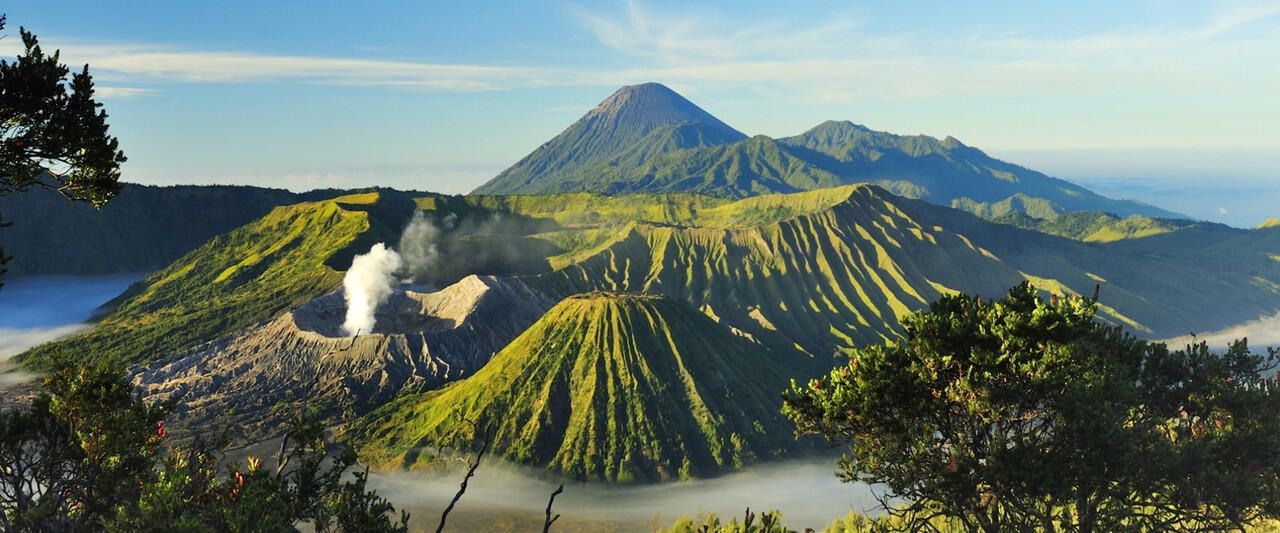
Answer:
348;291;809;482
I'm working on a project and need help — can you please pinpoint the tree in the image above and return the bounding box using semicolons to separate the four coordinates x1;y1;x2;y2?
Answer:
0;358;409;532
0;358;167;531
782;283;1280;533
0;15;126;287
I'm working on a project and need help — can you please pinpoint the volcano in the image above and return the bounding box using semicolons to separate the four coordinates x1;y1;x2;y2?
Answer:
133;275;557;443
472;82;747;195
348;291;814;482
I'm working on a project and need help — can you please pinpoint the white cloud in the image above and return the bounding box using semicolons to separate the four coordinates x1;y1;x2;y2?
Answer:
96;86;159;98
1201;3;1280;38
0;38;556;91
562;1;1280;105
0;1;1276;109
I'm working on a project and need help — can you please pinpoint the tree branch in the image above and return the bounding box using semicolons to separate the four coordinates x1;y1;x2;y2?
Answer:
435;423;492;533
542;484;563;533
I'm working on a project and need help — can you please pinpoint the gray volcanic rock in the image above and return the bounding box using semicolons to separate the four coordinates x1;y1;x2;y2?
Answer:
134;275;558;442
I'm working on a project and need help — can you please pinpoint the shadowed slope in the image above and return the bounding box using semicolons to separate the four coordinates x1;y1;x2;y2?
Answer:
348;292;810;482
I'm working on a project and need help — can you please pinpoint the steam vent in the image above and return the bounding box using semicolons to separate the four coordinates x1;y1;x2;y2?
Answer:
133;276;557;443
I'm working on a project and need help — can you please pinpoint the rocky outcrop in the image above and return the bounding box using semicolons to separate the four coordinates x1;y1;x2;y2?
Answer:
134;275;558;442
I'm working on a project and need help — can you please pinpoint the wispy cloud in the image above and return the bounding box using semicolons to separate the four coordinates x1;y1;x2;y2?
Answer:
96;86;160;99
0;39;557;91
565;1;1280;104
1201;2;1280;37
1;1;1276;106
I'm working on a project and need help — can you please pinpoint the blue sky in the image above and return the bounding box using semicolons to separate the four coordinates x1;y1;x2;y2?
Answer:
3;1;1278;226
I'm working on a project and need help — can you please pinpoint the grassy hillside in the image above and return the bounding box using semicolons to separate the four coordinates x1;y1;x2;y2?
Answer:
348;292;813;482
17;191;415;367
515;185;1280;356
987;209;1211;242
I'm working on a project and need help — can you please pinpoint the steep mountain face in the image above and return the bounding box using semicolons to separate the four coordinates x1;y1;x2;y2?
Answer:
134;275;556;443
348;292;812;482
472;83;747;195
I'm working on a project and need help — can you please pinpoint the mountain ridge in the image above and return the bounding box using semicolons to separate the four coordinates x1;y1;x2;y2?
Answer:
471;83;1186;221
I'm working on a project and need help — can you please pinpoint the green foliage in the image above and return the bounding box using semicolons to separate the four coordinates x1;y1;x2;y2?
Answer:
658;508;791;533
782;283;1280;533
348;293;813;481
0;15;126;288
952;193;1064;221
111;413;409;533
0;359;408;532
0;358;167;531
777;120;1182;218
0;16;125;205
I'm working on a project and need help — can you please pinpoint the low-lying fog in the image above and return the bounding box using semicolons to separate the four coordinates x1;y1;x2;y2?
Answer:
1161;311;1280;352
0;274;142;386
369;458;883;532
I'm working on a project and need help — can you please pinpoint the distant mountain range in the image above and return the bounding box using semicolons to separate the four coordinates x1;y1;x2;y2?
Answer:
474;82;1183;220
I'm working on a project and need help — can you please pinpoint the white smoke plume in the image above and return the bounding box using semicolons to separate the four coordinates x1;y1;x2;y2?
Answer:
397;211;453;282
341;243;403;336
